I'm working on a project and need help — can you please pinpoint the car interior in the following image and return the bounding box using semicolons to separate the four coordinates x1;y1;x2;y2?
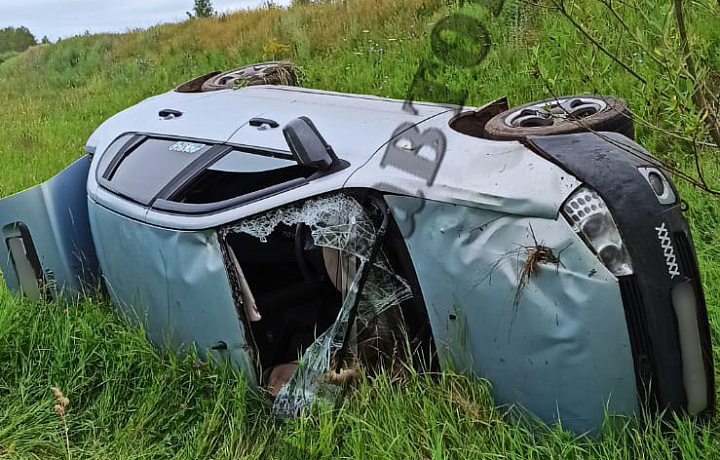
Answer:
225;222;345;389
174;163;316;205
222;195;437;396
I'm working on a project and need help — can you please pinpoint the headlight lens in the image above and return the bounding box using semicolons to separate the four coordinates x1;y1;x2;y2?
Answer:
562;186;633;276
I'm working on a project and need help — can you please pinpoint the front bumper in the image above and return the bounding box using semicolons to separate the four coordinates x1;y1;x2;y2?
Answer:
525;132;715;416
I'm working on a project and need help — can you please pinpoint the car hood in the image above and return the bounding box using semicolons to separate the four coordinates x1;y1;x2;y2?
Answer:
347;109;582;219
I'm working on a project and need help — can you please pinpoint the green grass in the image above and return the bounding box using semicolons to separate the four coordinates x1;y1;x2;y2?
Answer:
1;292;719;459
1;0;719;458
0;51;19;65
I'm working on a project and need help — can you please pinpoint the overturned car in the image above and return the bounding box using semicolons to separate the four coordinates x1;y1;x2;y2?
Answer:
0;63;714;434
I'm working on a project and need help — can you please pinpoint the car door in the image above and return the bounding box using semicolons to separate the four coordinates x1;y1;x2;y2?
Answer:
0;156;98;300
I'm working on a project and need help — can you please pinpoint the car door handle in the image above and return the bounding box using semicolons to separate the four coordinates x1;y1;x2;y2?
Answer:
211;341;228;350
159;109;183;120
249;117;279;128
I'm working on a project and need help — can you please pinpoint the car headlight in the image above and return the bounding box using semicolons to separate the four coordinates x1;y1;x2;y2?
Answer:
562;186;633;276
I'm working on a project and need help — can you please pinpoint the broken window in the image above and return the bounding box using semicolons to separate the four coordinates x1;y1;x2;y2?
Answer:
221;192;429;416
170;151;314;205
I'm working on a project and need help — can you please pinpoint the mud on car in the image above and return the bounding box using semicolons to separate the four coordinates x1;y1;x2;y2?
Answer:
0;62;714;434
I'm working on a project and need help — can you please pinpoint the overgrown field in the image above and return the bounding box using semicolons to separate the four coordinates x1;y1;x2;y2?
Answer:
1;0;719;458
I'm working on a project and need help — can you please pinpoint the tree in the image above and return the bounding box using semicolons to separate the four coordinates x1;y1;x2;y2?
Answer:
0;26;37;54
187;0;215;18
41;36;50;44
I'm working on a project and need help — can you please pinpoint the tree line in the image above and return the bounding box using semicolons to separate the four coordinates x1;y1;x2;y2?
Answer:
0;27;42;54
2;1;216;57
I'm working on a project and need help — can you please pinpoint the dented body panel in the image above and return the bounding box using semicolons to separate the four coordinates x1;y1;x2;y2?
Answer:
88;200;256;381
385;196;638;433
349;110;582;219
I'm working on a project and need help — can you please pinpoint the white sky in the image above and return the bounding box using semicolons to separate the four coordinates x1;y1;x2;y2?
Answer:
0;0;291;42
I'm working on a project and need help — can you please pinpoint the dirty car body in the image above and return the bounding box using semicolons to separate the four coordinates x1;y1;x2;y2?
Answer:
0;84;714;434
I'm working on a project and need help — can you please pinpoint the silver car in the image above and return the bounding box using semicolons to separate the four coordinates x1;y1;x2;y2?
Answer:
0;63;713;434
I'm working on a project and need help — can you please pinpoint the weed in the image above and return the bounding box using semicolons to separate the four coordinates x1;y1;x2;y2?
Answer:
262;37;292;60
50;387;70;460
512;224;569;309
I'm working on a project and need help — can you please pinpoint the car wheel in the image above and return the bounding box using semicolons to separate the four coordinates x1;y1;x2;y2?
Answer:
483;95;634;140
201;61;299;91
176;61;299;93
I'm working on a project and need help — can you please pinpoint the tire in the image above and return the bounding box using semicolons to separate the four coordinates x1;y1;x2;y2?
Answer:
483;95;634;141
176;61;299;93
201;61;298;91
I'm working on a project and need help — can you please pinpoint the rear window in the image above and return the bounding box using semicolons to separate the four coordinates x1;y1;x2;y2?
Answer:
98;137;211;205
97;135;317;213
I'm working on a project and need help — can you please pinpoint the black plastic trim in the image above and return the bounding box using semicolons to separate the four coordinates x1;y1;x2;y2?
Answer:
102;134;146;181
158;109;183;119
152;177;308;215
618;276;654;405
151;144;233;206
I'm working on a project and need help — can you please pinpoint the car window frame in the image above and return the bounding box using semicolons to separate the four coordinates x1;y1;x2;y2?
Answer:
96;132;317;214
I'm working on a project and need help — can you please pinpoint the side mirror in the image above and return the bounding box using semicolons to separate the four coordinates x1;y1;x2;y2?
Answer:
283;116;343;171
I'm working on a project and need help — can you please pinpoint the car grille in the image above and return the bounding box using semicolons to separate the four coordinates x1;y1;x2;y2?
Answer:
618;276;655;403
674;231;698;282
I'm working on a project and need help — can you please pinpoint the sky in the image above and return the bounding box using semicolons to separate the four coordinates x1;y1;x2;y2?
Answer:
0;0;291;42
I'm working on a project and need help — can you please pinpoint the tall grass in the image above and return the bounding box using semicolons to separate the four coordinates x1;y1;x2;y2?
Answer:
0;0;719;458
2;291;720;459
